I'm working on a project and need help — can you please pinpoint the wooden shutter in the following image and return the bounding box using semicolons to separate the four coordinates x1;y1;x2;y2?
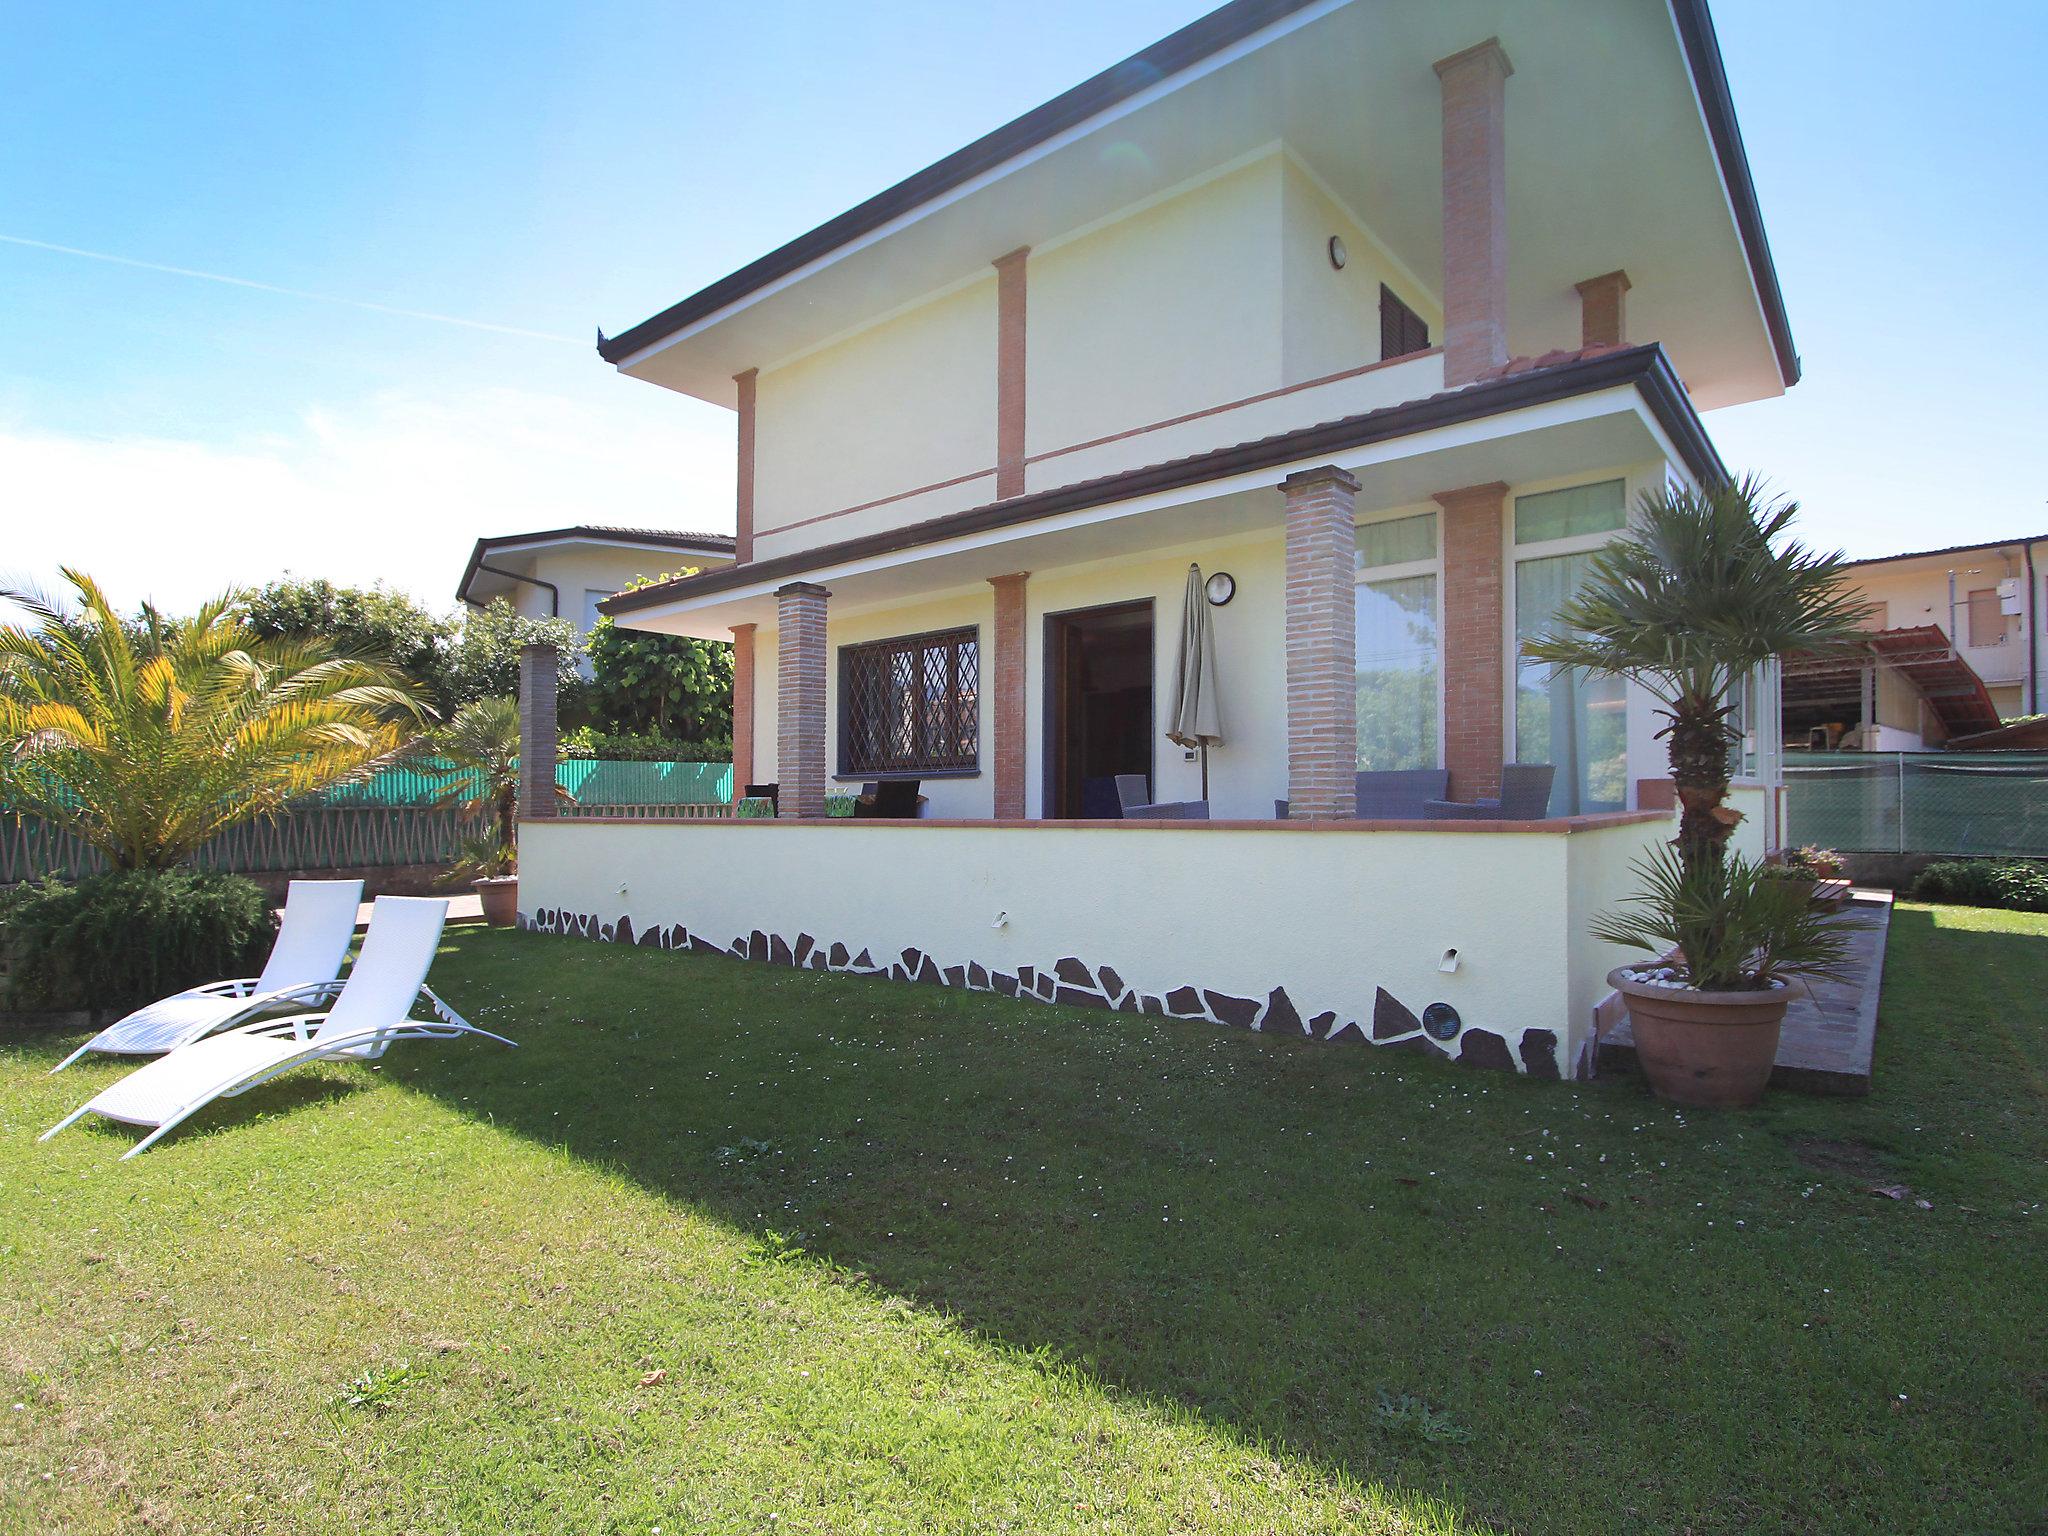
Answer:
1379;285;1429;360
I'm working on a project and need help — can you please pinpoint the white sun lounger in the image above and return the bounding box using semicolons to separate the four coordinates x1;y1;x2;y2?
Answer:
41;896;512;1159
50;878;366;1074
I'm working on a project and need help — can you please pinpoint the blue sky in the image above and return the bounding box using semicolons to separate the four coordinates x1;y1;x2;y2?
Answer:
3;0;2043;614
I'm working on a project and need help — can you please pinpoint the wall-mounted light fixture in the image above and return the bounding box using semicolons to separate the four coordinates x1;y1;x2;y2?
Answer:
1327;235;1348;270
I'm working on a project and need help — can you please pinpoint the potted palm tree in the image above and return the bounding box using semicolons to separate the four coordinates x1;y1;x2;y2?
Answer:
428;697;565;927
1523;476;1872;1107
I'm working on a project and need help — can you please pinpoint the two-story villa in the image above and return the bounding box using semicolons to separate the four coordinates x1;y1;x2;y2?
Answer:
520;0;1796;1081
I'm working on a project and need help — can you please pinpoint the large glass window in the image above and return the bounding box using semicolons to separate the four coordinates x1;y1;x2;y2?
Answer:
838;627;979;775
1355;512;1439;771
1513;481;1630;815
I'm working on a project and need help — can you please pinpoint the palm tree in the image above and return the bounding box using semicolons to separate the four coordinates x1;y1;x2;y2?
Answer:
0;570;429;870
1521;476;1871;871
425;696;569;878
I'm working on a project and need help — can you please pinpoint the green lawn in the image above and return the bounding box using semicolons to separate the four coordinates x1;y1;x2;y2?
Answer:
2;903;2042;1534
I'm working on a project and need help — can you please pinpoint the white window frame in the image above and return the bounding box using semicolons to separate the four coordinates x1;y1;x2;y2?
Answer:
1353;508;1444;770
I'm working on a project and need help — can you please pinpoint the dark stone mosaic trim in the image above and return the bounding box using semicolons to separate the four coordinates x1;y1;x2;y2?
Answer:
518;906;1581;1080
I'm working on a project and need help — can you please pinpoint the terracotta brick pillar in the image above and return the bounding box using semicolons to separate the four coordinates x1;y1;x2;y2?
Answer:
1434;482;1509;801
1284;466;1360;820
734;367;758;563
994;248;1029;498
775;582;830;818
1434;38;1513;386
1574;270;1631;349
730;622;756;797
988;573;1030;819
517;643;559;821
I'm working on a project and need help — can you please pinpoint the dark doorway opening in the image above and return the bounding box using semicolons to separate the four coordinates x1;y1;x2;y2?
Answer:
1045;600;1154;819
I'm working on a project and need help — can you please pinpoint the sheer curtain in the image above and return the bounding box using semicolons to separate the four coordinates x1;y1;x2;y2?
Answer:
1356;574;1438;771
1514;551;1625;814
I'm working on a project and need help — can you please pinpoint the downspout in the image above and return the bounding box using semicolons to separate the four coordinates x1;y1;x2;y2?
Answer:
472;562;559;617
2026;541;2040;715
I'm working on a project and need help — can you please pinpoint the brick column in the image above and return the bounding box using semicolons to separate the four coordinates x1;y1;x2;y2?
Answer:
1574;270;1631;349
1434;482;1509;801
730;622;756;797
988;573;1030;819
517;643;559;820
994;248;1029;498
1434;38;1513;386
775;583;830;818
734;367;758;563
1284;466;1359;820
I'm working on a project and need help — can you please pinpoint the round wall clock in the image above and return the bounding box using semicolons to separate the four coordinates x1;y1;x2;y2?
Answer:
1205;571;1236;606
1327;235;1348;270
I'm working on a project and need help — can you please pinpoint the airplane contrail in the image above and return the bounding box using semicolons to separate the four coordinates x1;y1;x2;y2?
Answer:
0;232;583;345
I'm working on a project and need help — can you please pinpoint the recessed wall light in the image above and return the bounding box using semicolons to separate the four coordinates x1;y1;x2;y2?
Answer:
1328;235;1348;270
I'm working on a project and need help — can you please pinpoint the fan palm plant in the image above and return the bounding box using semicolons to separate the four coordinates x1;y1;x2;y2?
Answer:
1521;475;1871;873
0;571;429;870
426;696;567;881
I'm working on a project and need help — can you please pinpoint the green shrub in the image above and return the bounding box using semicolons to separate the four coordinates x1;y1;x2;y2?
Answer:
586;574;733;740
0;869;276;1013
1913;859;2048;912
559;726;733;762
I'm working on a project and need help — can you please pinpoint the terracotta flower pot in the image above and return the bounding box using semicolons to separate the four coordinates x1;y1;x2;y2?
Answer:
1766;872;1819;905
1607;966;1791;1109
475;875;519;928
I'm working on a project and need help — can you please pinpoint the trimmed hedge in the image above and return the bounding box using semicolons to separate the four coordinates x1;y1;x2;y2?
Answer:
0;869;277;1013
559;727;733;763
1912;858;2048;913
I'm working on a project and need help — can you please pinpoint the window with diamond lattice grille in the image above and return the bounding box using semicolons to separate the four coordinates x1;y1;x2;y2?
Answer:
838;627;979;775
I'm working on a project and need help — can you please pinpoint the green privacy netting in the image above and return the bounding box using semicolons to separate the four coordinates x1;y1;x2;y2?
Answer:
1784;752;2048;856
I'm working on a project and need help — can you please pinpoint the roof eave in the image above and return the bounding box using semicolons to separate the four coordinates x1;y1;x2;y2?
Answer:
595;0;1323;366
456;526;738;608
1667;0;1799;387
595;0;1799;392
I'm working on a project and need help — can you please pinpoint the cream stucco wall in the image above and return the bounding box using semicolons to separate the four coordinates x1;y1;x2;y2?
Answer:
752;277;998;561
1026;156;1283;465
1278;156;1440;387
745;148;1450;564
522;811;1675;1078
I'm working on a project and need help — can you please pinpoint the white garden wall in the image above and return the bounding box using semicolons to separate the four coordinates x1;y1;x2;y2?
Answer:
521;810;1675;1080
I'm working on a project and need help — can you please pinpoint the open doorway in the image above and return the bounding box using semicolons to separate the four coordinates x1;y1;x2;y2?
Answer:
1045;600;1154;819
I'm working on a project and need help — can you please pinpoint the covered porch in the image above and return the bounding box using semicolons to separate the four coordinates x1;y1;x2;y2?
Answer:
595;348;1712;828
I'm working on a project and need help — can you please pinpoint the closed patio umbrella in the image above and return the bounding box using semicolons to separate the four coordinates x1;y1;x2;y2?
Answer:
1167;563;1224;798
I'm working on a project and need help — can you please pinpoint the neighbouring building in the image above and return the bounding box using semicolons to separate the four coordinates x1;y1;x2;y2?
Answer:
519;0;1798;1081
456;525;736;652
1780;536;2047;753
